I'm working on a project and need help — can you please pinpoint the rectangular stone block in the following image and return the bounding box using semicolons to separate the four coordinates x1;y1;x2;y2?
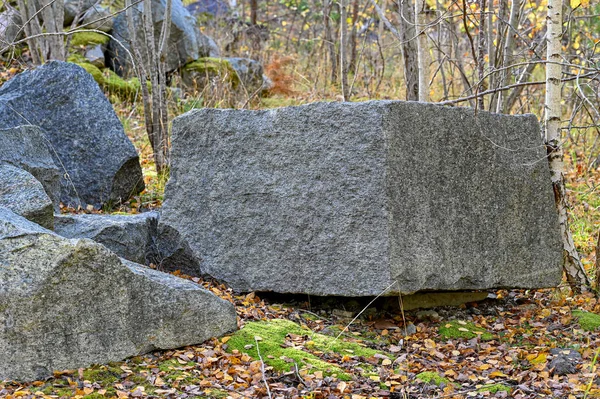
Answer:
161;101;563;296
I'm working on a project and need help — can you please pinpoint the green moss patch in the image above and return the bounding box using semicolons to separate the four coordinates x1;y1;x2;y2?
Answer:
416;371;450;387
477;383;512;394
183;57;240;87
70;32;110;47
572;310;600;331
439;320;494;341
67;60;142;99
227;319;389;380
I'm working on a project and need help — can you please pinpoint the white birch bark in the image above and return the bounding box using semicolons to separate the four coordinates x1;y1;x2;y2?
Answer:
415;0;429;101
545;0;590;292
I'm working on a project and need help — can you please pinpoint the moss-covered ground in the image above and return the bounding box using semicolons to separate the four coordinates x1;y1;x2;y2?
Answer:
227;319;390;381
438;320;494;341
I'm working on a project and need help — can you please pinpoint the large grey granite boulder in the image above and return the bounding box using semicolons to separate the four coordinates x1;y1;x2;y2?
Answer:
0;164;54;230
108;0;217;76
54;212;159;265
0;125;61;209
0;206;237;382
0;61;144;209
161;101;563;296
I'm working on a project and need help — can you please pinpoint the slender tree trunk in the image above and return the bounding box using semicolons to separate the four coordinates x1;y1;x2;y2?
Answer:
499;0;522;112
16;0;42;64
349;0;359;72
339;0;350;100
545;0;590;293
399;0;418;101
414;0;429;101
250;0;257;25
324;0;338;84
476;0;486;110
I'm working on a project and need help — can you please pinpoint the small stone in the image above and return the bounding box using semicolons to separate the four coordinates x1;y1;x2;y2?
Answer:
548;348;582;376
403;323;417;336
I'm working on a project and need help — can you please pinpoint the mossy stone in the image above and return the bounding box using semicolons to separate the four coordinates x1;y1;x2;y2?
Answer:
70;32;110;47
181;57;240;89
572;310;600;331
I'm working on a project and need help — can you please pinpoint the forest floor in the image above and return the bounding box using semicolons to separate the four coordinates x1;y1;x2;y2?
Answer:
2;115;600;397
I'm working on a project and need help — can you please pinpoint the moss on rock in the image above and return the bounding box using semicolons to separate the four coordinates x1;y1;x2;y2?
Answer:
66;60;142;99
438;320;494;341
227;319;389;380
572;310;600;332
182;57;240;89
70;32;110;47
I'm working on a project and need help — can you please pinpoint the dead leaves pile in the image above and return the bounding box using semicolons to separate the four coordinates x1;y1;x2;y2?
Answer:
1;281;598;399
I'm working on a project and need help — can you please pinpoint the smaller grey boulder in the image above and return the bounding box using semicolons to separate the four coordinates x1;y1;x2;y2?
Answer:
0;125;61;210
81;5;113;32
0;6;22;48
0;206;238;382
186;0;230;17
226;57;269;94
64;0;98;25
54;212;158;265
0;164;54;230
84;44;106;67
548;348;582;376
108;0;216;76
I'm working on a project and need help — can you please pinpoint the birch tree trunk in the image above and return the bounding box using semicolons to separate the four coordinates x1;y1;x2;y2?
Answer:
476;0;486;110
499;0;521;112
414;0;429;101
545;0;590;292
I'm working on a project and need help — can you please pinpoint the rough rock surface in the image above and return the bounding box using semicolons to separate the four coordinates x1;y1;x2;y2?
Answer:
161;101;563;296
0;6;22;47
151;222;202;276
0;206;238;382
54;212;159;265
186;0;230;16
0;61;144;208
226;57;270;94
64;0;97;25
548;348;582;376
108;0;216;76
0;164;54;230
0;125;61;209
81;5;114;32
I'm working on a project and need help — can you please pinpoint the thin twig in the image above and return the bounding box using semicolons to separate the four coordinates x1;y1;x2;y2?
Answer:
254;336;273;399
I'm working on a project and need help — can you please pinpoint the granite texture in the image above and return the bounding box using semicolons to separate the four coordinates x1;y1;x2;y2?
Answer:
161;101;563;296
0;61;144;208
0;207;237;382
108;0;216;76
0;164;54;229
54;212;159;265
0;125;61;210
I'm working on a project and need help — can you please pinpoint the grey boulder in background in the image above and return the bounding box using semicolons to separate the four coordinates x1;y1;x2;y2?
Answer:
0;206;238;382
161;101;562;296
54;212;159;265
108;0;217;76
0;164;54;230
0;125;61;209
0;61;144;209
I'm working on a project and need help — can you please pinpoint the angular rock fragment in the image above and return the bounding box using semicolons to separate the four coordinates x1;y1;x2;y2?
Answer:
161;101;562;296
0;61;144;208
0;125;61;209
0;164;54;230
54;212;159;265
0;207;237;382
